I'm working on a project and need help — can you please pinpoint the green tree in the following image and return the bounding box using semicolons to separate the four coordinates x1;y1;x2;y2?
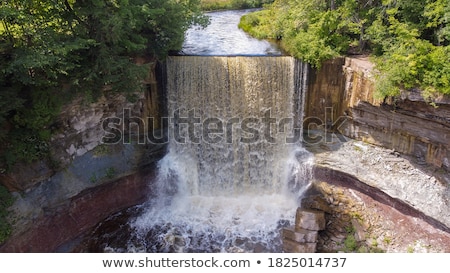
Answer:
240;0;450;97
425;0;450;45
0;0;207;169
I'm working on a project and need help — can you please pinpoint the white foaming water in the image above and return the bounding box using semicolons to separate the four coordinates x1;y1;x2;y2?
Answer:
130;56;312;253
132;147;313;252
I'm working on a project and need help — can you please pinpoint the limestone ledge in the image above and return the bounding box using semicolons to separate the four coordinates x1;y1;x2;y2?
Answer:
0;162;159;253
1;92;147;192
7;141;165;239
306;56;450;171
309;139;450;231
305;55;449;231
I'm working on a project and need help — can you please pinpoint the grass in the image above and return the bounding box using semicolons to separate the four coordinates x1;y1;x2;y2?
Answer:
93;144;111;157
104;167;117;180
89;167;118;184
201;0;230;6
201;0;234;11
343;234;358;252
201;0;273;11
371;238;379;248
89;173;98;184
407;245;414;253
238;9;274;39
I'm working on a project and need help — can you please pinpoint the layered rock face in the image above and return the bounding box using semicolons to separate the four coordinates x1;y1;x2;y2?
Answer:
282;208;326;253
1;61;162;192
305;56;450;231
306;56;449;172
0;61;165;252
0;167;157;252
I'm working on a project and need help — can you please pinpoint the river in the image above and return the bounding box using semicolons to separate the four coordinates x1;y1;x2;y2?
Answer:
180;9;283;56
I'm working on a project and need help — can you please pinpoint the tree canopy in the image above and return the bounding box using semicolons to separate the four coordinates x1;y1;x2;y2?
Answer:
200;0;274;11
0;0;207;169
239;0;450;98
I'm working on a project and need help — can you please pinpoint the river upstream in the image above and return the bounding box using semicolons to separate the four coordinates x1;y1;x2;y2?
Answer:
181;9;282;56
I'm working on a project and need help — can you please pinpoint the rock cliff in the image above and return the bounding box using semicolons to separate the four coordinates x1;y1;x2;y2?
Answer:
0;61;165;252
305;56;450;231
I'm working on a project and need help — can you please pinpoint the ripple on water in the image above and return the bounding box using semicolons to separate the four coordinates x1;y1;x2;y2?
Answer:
180;9;283;56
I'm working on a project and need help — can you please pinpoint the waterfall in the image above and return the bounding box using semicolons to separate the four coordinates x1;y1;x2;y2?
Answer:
131;56;313;253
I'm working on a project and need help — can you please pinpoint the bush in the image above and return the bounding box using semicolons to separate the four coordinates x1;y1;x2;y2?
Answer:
0;0;208;169
239;10;274;39
344;234;358;252
240;0;450;97
201;0;274;11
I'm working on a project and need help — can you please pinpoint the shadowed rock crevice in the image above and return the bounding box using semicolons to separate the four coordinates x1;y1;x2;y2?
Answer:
0;163;159;253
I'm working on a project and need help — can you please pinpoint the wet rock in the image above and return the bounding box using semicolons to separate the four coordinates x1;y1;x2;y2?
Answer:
282;227;318;243
295;208;326;231
0;167;158;253
304;180;450;253
282;207;325;253
325;229;346;243
305;55;450;231
301;195;332;214
1;161;55;191
351;219;366;242
283;239;317;253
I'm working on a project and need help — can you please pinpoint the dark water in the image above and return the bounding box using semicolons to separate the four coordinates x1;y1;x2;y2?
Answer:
180;9;283;56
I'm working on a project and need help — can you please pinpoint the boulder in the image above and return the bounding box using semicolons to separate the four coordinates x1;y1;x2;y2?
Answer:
282;226;318;243
295;208;326;231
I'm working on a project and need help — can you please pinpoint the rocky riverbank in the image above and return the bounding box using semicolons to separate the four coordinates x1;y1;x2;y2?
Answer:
304;131;450;253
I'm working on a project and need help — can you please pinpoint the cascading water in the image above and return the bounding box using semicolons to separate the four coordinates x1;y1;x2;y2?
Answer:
81;10;313;253
127;56;313;253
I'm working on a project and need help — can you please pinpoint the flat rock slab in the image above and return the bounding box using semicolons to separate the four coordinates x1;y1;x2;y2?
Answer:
295;208;326;231
283;239;317;253
282;226;318;243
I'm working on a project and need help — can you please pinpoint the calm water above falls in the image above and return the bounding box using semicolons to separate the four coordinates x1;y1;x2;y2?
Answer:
181;9;283;56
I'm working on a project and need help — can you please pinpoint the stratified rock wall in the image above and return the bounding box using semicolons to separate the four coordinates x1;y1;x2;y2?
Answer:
1;62;162;192
306;56;449;172
0;166;157;252
0;62;165;251
305;56;450;230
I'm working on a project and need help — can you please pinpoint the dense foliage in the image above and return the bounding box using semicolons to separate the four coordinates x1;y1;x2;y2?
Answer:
239;0;450;98
0;0;207;169
201;0;273;11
